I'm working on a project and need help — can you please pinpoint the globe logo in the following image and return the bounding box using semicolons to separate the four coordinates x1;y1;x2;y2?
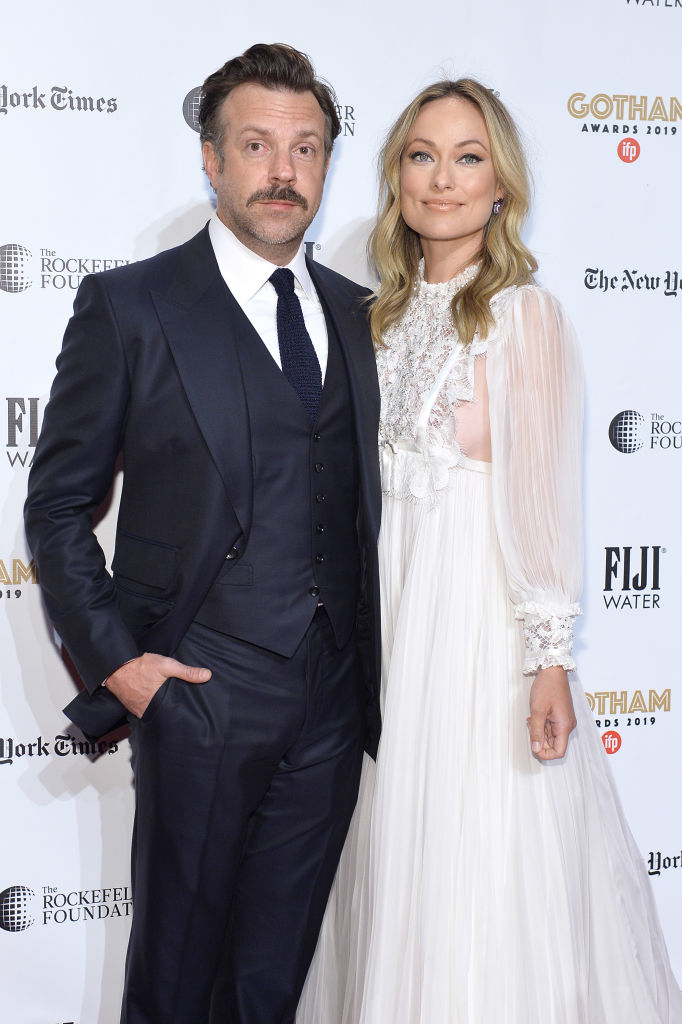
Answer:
0;885;35;932
0;243;32;293
182;87;202;133
608;410;645;454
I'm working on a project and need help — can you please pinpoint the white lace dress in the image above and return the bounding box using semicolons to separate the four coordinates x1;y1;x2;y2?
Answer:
297;268;682;1023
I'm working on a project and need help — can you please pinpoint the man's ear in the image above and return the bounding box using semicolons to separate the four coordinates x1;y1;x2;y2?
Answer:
203;140;219;184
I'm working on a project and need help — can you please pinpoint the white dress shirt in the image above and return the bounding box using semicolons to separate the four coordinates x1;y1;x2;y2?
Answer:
208;213;328;379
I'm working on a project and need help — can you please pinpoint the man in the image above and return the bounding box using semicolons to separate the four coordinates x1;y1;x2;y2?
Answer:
25;43;381;1024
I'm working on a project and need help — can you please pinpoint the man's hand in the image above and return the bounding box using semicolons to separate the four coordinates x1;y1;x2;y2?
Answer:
103;652;212;719
527;665;577;761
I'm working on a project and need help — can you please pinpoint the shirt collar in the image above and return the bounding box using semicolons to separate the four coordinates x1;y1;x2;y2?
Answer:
208;212;320;307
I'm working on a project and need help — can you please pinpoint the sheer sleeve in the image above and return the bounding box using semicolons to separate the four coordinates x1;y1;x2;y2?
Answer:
486;286;584;674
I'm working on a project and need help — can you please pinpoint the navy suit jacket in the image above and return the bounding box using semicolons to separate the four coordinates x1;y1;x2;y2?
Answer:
25;226;382;754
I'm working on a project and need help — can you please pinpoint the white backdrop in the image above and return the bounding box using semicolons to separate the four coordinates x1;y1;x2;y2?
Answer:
2;0;681;1019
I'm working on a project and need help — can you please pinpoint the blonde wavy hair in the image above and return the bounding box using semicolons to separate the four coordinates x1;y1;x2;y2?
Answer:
368;79;537;348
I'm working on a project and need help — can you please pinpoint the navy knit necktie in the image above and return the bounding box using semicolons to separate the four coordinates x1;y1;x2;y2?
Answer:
270;267;322;422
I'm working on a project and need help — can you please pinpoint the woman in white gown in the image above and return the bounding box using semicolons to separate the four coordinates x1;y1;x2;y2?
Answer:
297;79;682;1023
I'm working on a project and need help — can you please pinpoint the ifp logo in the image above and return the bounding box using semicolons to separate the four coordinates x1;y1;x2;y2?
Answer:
602;730;622;754
617;138;640;163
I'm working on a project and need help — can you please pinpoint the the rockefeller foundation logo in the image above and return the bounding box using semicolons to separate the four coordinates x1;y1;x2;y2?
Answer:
0;883;131;929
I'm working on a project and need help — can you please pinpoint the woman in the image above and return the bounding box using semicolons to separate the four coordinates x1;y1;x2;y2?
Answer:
297;80;682;1023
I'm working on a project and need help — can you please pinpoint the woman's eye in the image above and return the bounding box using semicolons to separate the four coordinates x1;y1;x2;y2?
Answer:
409;150;432;163
459;153;482;165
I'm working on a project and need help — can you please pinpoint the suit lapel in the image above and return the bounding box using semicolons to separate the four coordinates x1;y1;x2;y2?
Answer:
150;228;253;536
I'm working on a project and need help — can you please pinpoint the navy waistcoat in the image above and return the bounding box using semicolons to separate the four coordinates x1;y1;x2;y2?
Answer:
194;293;361;656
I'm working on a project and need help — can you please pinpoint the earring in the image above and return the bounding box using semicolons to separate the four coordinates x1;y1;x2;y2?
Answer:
492;198;503;215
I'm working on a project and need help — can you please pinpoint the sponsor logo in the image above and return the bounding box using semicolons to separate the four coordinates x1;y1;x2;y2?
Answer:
609;411;681;452
586;688;670;735
0;885;35;931
617;137;640;161
182;86;201;132
0;244;32;293
567;92;680;140
0;883;131;929
584;268;682;297
0;734;119;766
601;729;622;753
0;246;131;294
603;545;663;609
39;249;130;290
609;411;645;453
627;0;682;7
648;851;682;877
0;558;39;602
6;397;41;469
0;84;117;116
334;103;356;137
181;89;357;138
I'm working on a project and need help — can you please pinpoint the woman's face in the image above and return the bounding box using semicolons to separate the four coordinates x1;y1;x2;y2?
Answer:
400;96;501;258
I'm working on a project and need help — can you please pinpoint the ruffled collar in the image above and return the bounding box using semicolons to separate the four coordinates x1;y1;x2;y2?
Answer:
416;259;480;300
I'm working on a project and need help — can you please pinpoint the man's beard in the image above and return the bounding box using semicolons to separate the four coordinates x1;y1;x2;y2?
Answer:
221;184;319;249
246;184;308;210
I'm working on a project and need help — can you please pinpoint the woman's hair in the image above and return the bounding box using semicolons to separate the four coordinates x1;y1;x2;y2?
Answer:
368;78;537;348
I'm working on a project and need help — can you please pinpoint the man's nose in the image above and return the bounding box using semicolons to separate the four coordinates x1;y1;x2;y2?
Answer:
268;148;296;183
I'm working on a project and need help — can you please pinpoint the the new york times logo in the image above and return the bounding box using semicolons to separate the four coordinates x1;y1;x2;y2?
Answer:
0;733;118;766
0;883;131;929
603;545;663;609
182;87;356;136
585;268;682;297
609;410;682;453
7;397;40;468
648;851;682;877
0;84;117;116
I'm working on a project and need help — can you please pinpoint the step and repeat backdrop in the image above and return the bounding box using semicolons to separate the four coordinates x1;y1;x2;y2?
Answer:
2;0;681;1019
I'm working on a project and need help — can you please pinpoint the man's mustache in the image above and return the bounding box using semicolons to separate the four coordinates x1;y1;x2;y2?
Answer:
246;186;308;210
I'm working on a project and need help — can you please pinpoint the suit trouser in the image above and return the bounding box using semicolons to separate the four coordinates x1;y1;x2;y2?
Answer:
121;608;366;1024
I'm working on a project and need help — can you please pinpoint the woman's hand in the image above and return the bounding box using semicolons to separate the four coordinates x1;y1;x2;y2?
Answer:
527;666;577;760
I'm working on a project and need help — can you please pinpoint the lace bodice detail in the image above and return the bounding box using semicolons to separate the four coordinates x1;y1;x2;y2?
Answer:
377;262;486;452
376;271;585;675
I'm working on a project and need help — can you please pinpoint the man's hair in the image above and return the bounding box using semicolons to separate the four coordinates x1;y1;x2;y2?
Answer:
199;43;341;164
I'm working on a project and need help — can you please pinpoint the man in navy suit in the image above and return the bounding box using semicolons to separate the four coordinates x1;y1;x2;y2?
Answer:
25;43;381;1024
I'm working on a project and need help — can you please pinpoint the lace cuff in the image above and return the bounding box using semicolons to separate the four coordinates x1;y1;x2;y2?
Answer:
514;601;581;675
